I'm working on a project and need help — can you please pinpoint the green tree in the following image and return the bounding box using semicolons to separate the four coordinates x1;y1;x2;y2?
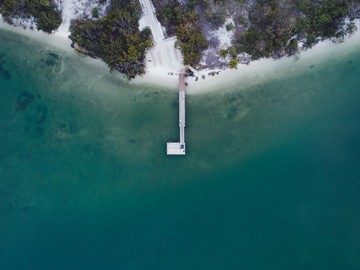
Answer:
229;58;238;69
219;49;228;58
92;7;99;18
69;1;153;79
286;39;298;55
1;0;62;32
226;22;234;31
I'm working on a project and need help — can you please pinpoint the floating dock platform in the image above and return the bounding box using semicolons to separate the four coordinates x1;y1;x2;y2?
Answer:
167;71;186;155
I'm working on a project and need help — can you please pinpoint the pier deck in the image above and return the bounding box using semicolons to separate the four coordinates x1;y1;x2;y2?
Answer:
167;71;186;155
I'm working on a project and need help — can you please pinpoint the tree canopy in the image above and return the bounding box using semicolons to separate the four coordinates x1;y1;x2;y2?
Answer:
0;0;62;33
69;0;153;79
153;0;208;67
235;0;359;59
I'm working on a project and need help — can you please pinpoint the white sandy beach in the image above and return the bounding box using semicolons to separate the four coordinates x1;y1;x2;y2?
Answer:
185;28;360;95
133;26;360;94
0;14;115;73
1;12;360;95
0;15;71;51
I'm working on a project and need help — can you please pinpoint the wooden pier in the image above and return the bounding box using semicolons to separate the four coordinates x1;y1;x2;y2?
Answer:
167;71;186;155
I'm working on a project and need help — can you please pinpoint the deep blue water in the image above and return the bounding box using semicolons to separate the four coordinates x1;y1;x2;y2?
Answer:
0;29;360;269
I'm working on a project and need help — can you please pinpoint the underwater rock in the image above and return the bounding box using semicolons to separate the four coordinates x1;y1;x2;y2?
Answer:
0;63;11;81
36;105;48;124
16;91;35;111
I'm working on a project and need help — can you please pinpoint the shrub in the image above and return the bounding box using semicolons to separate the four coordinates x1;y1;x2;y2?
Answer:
226;22;234;31
229;58;238;69
228;47;237;57
70;2;153;79
219;49;228;58
0;0;62;32
286;39;298;55
92;7;99;18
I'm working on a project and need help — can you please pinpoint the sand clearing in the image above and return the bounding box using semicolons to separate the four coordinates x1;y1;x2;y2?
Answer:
134;0;184;90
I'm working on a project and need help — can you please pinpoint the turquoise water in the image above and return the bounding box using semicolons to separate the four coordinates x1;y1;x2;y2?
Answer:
1;29;360;269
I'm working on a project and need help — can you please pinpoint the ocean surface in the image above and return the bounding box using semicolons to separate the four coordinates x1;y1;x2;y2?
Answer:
0;29;360;270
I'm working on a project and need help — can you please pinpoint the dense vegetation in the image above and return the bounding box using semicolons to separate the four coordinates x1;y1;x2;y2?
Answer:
236;0;360;59
153;0;209;67
296;0;355;46
152;0;360;66
0;0;62;33
69;0;153;79
2;0;359;75
235;0;296;59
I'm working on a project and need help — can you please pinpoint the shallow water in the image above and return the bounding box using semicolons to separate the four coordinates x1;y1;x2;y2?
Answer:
1;29;360;269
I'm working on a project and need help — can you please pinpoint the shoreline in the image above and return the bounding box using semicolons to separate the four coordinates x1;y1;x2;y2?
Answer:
185;29;360;95
0;16;73;54
0;17;116;76
1;17;360;95
128;27;360;94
